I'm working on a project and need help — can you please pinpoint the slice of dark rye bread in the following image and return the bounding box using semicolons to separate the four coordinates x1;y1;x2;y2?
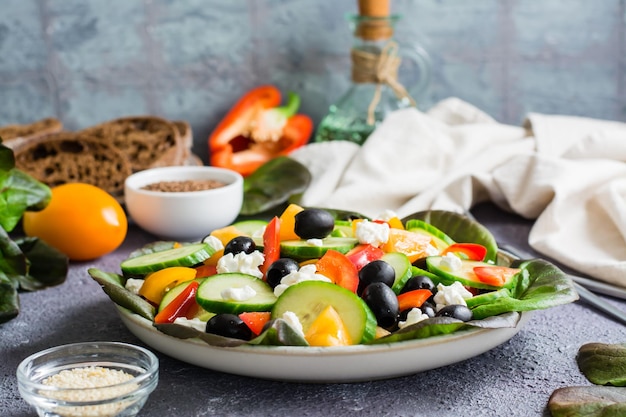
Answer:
12;132;133;200
81;116;185;172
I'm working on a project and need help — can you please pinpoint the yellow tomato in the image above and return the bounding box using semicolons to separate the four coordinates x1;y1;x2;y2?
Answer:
23;183;128;261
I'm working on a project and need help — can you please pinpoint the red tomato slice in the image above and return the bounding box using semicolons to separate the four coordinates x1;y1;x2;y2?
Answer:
315;249;359;293
261;216;281;278
442;243;487;261
345;244;385;271
239;312;271;335
473;266;520;287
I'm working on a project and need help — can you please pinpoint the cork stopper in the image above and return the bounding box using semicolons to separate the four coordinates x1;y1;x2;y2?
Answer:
355;0;393;40
358;0;390;17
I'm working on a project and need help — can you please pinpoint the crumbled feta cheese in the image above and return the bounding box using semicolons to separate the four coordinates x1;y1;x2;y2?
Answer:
124;278;144;294
273;264;332;297
375;210;398;222
439;252;462;272
202;234;224;252
217;251;265;278
281;311;305;337
433;282;474;311
306;238;323;247
398;308;430;329
221;285;257;301
173;317;207;332
355;220;390;247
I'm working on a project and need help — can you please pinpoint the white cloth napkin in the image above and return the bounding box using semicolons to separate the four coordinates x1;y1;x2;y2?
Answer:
290;98;626;288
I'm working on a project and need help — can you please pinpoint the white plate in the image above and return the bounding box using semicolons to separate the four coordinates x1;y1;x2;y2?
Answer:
118;307;530;383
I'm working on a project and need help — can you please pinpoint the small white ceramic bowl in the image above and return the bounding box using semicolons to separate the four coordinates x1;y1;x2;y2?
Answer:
17;341;159;417
124;166;244;241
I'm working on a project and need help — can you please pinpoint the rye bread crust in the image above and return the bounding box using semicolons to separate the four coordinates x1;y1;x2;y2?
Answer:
0;118;63;149
82;116;184;172
13;132;133;199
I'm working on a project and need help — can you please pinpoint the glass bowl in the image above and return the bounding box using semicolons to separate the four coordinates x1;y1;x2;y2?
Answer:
16;341;159;417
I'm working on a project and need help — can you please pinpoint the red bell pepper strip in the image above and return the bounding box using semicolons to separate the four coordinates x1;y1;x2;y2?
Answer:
239;311;271;336
209;85;313;176
473;266;520;287
345;244;385;271
315;250;359;293
441;243;487;261
154;281;199;324
397;289;432;312
261;216;281;278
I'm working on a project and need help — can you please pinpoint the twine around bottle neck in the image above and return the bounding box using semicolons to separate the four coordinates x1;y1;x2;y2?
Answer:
350;41;416;125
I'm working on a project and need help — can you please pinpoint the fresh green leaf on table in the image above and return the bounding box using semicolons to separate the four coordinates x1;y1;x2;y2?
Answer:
577;343;626;387
0;139;68;324
548;386;626;417
240;156;311;215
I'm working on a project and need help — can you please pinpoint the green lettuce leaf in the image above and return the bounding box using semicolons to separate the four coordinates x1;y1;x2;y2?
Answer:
241;156;311;215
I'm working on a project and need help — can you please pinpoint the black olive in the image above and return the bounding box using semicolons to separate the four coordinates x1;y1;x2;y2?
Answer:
361;282;399;329
224;236;256;256
205;313;252;340
420;302;436;318
294;208;335;239
435;304;473;322
401;275;436;294
358;260;395;294
265;258;299;289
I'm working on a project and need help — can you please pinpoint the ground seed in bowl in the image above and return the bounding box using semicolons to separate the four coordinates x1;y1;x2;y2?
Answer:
42;366;137;417
141;179;226;192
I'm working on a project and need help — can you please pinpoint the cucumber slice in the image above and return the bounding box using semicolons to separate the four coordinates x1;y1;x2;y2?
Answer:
426;256;516;290
280;237;358;261
382;252;413;294
121;243;214;276
196;273;277;314
405;219;454;252
331;220;354;238
271;281;377;344
231;220;268;236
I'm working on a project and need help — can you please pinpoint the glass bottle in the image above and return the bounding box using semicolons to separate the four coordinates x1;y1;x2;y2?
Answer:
314;10;431;145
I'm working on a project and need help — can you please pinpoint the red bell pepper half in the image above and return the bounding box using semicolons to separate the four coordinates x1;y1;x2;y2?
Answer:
154;280;200;324
209;85;313;176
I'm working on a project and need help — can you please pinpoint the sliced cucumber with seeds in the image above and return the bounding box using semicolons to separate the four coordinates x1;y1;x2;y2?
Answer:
271;280;377;344
121;243;214;276
196;273;277;314
280;237;358;261
381;252;413;294
231;219;268;236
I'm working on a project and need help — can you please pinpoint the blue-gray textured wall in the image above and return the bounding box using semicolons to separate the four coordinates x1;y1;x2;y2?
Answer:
1;0;625;162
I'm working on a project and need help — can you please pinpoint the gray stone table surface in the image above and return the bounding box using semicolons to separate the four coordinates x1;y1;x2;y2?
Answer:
2;202;626;417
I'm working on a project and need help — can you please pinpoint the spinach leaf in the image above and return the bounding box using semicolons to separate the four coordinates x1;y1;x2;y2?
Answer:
0;140;68;324
470;259;579;319
240;156;311;215
577;343;626;387
88;268;155;321
548;386;626;417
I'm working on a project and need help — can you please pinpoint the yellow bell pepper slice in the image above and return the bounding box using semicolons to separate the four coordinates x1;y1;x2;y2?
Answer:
305;305;352;346
138;266;197;304
279;203;304;241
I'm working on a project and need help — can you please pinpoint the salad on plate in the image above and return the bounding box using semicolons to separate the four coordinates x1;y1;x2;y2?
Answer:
89;206;578;350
